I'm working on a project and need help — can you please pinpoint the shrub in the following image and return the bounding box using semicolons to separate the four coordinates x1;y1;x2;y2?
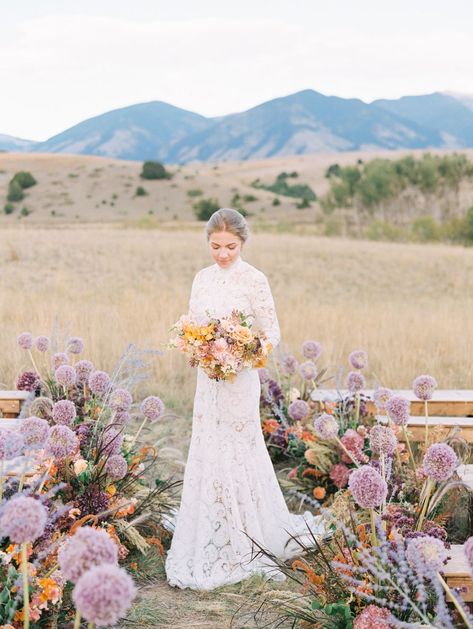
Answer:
140;161;171;180
272;197;281;206
7;180;24;202
4;203;15;215
187;189;203;197
12;171;37;189
135;186;148;197
20;207;30;217
193;198;220;221
411;216;440;242
242;194;257;202
253;173;317;201
296;197;311;209
366;220;404;242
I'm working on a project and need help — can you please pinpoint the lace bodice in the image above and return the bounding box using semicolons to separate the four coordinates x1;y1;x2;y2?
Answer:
188;256;281;349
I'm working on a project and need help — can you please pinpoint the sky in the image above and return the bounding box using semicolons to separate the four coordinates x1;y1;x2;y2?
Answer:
1;0;473;141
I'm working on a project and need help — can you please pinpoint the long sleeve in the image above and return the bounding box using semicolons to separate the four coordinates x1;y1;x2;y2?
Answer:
250;272;281;349
188;270;201;319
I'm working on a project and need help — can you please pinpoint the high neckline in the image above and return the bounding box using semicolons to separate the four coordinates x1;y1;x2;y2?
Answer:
214;255;243;274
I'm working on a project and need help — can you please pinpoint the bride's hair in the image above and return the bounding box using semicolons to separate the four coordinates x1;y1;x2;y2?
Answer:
206;208;249;243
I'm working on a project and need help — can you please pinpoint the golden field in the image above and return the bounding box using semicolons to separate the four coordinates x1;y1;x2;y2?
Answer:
1;224;472;418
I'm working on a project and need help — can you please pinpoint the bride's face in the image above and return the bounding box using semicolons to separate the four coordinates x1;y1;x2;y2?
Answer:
208;230;242;268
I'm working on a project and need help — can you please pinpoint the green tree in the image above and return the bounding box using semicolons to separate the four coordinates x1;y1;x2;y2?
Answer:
7;181;24;202
193;198;220;221
12;171;37;189
140;161;171;180
3;203;14;215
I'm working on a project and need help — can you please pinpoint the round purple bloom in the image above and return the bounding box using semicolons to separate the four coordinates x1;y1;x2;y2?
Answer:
349;349;368;370
281;354;298;375
100;428;123;456
19;416;50;449
105;454;128;480
385;395;410;426
52;400;77;426
72;564;136;627
464;537;473;575
348;465;387;509
88;370;110;395
58;527;118;584
369;425;397;456
112;411;131;427
302;340;322;360
34;335;50;352
16;370;40;392
47;424;79;459
0;429;25;460
76;424;91;447
346;370;366;393
52;352;69;370
75;360;94;385
66;336;84;355
299;361;318;381
55;364;77;388
17;331;33;350
413;374;438;401
140;396;165;422
109;388;133;412
373;387;393;411
0;496;47;543
313;413;339;440
258;368;271;384
288;399;310;421
423;443;458;481
406;536;448;574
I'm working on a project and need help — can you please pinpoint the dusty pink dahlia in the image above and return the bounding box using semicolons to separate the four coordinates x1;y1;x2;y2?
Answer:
34;335;50;352
413;374;438;401
109;388;133;411
47;424;79;459
140;396;165;422
299;361;318;381
17;331;33;350
348;465;387;509
385;395;410;426
288;399;310;421
423;443;458;481
349;349;368;370
0;496;47;543
302;340;322;360
66;336;84;354
313;413;339;440
340;428;367;464
58;526;118;583
329;463;351;489
19;416;50;449
52;400;77;426
353;604;392;628
88;370;110;395
346;370;366;393
369;425;397;456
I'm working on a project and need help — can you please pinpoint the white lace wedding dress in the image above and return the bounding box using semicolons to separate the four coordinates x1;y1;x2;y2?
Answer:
165;255;325;590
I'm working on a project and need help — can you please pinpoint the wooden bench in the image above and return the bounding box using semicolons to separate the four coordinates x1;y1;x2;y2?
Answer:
444;544;473;602
0;390;29;420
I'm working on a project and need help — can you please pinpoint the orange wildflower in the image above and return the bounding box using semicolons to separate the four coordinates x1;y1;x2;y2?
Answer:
313;486;326;500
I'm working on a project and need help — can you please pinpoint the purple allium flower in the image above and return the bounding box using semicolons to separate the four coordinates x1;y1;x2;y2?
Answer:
464;537;473;575
52;352;69;370
348;465;387;509
288;399;310;421
329;463;351;489
15;370;40;392
385;395;410;426
52;400;77;426
0;495;47;543
281;354;298;375
76;424;91;447
100;429;123;456
19;416;50;449
413;374;438;401
349;349;368;370
406;535;448;574
346;370;366;393
369;425;397;456
353;604;392;629
105;454;128;480
258;368;271;384
76;485;109;517
75;359;94;385
0;429;25;460
313;413;339;440
109;388;133;412
47;424;79;459
34;335;50;352
140;396;165;422
268;379;283;402
66;336;84;355
55;364;77;388
72;564;136;627
88;370;110;395
58;527;118;584
373;387;393;411
299;360;318;381
17;331;33;350
302;340;322;360
423;443;458;481
112;411;131;427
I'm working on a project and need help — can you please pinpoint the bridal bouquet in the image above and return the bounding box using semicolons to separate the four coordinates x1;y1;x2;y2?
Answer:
169;309;272;381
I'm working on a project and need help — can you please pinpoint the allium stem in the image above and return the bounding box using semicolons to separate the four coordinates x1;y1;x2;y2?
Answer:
0;460;3;502
401;425;416;473
370;509;377;547
416;478;434;532
27;349;40;377
73;610;81;629
354;393;360;428
22;542;30;629
437;572;473;628
424;400;429;448
131;417;148;447
37;460;53;494
335;437;360;468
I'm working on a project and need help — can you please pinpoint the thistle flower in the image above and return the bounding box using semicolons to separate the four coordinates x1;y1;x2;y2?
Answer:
52;352;69;370
15;371;40;392
100;429;123;456
281;354;298;375
348;465;387;509
413;374;438;401
464;537;473;574
88;370;110;395
58;527;118;583
105;454;128;480
302;340;322;360
140;396;165;422
47;425;79;459
109;388;133;412
52;400;77;426
423;443;458;481
76;484;109;517
299;361;318;381
346;370;366;393
329;463;351;488
369;425;397;456
373;387;393;411
349;349;368;370
34;335;50;352
19;416;50;449
288;399;310;421
17;331;33;350
72;564;136;627
112;411;131;426
406;535;448;575
385;395;410;426
353;604;392;628
313;413;339;440
0;495;47;543
258;368;271;384
55;364;77;388
66;336;84;354
75;359;94;384
0;429;25;460
29;396;54;419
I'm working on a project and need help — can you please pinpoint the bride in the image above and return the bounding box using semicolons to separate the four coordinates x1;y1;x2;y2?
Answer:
165;208;325;590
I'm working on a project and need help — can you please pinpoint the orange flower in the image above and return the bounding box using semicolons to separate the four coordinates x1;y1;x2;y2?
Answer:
302;468;323;479
313;486;326;500
262;419;279;435
302;431;316;442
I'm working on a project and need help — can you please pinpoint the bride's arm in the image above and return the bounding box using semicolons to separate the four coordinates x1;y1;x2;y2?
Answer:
249;271;281;349
188;270;202;319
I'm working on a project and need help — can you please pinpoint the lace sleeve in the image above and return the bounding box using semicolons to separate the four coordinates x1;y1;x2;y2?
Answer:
249;271;281;349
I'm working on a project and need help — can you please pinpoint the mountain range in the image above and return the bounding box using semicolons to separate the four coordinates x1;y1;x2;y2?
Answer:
2;89;473;163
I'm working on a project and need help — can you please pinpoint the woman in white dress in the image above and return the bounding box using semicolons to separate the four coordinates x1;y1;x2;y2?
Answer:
165;208;324;590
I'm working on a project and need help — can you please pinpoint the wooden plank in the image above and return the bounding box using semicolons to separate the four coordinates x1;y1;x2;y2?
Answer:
382;416;473;443
444;545;473;602
0;390;30;419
